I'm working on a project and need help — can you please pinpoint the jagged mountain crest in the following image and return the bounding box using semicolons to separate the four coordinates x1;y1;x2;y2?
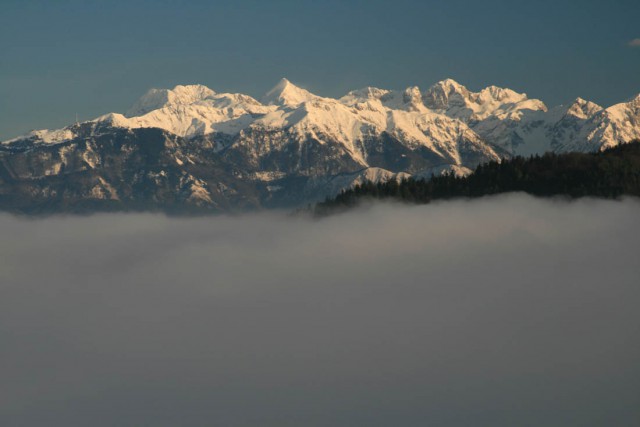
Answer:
2;77;640;213
4;78;639;156
126;84;217;117
563;98;603;120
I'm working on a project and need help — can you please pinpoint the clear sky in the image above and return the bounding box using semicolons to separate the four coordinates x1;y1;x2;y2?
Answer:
1;0;639;140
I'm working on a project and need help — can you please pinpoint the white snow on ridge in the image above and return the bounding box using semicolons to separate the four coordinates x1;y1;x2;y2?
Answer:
422;79;548;122
1;128;77;145
564;98;603;120
126;84;217;117
3;78;640;159
583;94;640;151
262;78;323;107
95;90;274;137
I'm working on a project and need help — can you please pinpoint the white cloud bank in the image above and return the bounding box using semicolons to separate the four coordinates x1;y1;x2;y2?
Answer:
0;194;639;426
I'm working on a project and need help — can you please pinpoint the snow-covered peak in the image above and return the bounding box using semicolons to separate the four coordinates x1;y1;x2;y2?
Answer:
558;94;640;152
431;78;467;92
402;86;425;111
603;95;640;119
422;80;547;121
423;79;470;109
94;112;132;128
5;79;638;160
543;98;601;126
126;84;216;117
564;98;603;119
262;78;319;107
600;95;640;127
93;90;274;138
476;86;527;103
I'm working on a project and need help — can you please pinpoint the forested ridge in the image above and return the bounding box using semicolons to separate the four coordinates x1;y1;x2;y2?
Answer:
314;141;640;215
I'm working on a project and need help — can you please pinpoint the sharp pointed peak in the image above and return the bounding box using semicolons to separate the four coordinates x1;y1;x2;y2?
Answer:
263;78;318;106
575;96;602;105
567;97;601;110
269;77;302;91
268;78;294;92
563;97;603;119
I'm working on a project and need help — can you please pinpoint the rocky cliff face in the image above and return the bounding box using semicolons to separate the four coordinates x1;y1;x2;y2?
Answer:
1;79;639;213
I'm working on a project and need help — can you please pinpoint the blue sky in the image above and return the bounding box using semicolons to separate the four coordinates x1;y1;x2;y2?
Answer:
1;0;639;140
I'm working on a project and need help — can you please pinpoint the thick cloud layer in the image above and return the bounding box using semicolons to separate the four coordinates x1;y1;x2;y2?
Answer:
1;194;639;427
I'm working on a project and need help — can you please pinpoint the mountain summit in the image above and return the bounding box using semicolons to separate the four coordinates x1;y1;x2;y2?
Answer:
126;84;217;117
262;78;320;107
1;78;639;213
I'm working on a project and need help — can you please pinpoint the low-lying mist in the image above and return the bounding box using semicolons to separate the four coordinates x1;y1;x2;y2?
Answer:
1;194;639;427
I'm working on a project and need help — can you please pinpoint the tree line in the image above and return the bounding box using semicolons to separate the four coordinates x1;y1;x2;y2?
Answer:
314;141;640;215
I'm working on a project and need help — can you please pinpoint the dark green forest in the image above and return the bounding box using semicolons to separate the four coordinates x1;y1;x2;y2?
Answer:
314;141;640;215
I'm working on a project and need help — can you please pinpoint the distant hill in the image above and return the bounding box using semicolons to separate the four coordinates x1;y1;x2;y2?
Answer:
314;141;640;215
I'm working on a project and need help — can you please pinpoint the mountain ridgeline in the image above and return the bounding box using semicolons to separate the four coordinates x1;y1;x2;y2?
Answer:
1;79;640;214
314;141;640;215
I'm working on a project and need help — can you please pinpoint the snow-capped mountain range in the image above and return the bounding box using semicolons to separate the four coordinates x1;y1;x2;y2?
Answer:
1;78;639;212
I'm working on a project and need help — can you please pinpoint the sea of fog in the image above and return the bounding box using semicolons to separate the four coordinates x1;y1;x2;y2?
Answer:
1;194;639;427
